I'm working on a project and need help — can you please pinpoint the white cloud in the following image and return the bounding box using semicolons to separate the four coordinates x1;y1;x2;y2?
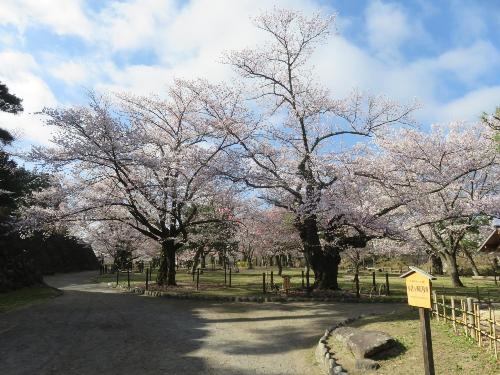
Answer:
97;0;176;51
97;64;172;95
49;61;90;85
95;0;326;94
449;1;488;44
0;0;92;39
313;37;380;97
1;0;499;146
435;41;500;84
437;86;500;123
313;32;500;124
0;51;57;144
364;1;413;60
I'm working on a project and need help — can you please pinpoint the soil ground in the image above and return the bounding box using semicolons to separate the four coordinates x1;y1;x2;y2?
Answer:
0;271;405;375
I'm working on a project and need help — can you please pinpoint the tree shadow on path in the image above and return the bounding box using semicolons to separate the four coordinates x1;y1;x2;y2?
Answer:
0;272;407;375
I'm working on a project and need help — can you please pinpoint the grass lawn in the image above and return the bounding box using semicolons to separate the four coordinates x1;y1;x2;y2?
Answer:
96;267;500;302
327;308;499;374
0;285;62;313
342;271;500;302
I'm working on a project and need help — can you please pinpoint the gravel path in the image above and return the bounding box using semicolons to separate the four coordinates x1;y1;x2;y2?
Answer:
0;272;405;374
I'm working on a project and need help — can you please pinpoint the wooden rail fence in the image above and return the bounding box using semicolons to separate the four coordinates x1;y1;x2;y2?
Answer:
431;291;499;359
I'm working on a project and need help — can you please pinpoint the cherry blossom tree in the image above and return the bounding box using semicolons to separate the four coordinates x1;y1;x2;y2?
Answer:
183;203;238;273
483;107;500;132
193;8;418;289
367;123;499;286
253;208;302;275
233;202;263;270
311;159;410;285
25;81;235;285
482;107;500;151
81;221;160;268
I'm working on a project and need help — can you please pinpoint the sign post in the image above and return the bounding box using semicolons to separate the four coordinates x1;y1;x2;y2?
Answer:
400;266;436;375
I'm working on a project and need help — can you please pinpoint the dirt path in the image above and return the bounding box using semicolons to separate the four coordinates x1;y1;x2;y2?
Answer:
0;272;405;374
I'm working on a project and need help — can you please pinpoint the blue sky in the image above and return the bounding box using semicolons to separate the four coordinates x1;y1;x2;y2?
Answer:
1;0;499;145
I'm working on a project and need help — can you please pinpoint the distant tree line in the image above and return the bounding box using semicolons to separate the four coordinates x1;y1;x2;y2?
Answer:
0;82;98;292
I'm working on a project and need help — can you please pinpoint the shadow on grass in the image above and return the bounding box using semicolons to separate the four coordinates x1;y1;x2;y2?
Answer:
371;339;408;360
350;306;419;327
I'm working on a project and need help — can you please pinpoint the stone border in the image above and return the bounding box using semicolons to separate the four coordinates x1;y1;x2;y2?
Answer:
122;285;405;304
315;314;374;375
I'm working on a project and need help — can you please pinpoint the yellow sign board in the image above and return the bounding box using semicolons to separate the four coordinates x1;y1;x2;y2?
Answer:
405;273;432;309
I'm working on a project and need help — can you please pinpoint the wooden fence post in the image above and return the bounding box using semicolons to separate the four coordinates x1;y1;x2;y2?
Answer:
419;307;436;375
372;271;376;289
355;273;360;298
116;269;119;286
474;302;481;346
488;304;493;352
441;294;446;321
127;268;130;289
270;271;273;287
385;272;390;296
493;305;498;359
145;267;149;291
229;267;232;287
301;270;304;289
461;299;467;336
432;291;438;321
306;268;310;289
196;268;200;291
450;296;456;333
262;272;266;294
466;298;475;338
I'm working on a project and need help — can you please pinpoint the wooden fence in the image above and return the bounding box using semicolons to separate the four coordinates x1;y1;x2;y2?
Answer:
432;291;499;359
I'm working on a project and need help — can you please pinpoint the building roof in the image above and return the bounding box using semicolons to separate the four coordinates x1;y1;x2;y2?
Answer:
478;228;500;253
400;266;436;280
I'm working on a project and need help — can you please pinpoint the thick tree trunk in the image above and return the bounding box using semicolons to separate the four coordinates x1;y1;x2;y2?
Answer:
443;253;464;287
247;256;253;269
295;215;340;289
276;255;283;276
462;249;480;276
318;244;341;289
157;239;177;286
430;254;443;275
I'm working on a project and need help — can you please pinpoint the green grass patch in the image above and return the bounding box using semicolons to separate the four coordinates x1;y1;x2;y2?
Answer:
328;308;499;374
95;268;500;301
339;271;500;302
0;285;62;313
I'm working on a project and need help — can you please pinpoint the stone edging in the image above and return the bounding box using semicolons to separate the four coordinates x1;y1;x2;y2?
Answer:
130;288;304;302
122;286;404;304
315;314;374;375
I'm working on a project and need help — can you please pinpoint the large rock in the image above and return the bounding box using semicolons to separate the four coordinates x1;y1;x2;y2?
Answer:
334;327;396;358
355;358;380;370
